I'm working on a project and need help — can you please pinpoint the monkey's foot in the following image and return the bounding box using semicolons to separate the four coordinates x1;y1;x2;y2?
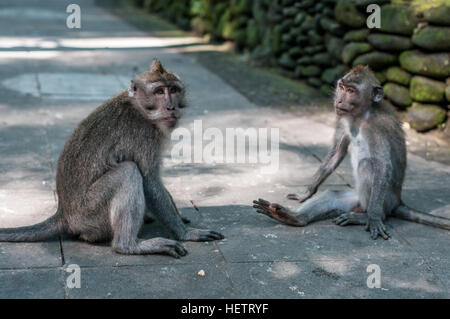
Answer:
333;212;367;226
114;237;187;258
365;219;390;240
184;228;224;242
253;198;305;226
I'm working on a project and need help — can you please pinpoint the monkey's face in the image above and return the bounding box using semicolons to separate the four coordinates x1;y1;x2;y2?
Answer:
334;79;364;117
128;60;188;134
130;79;187;133
334;66;384;118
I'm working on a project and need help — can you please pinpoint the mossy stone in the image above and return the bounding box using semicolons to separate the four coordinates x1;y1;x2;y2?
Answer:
335;0;365;28
321;65;349;84
367;33;413;51
379;4;419;36
410;76;446;103
423;5;450;26
412;26;450;51
385;67;412;86
295;65;321;77
383;82;412;107
399;50;450;78
352;52;397;70
342;42;372;65
407;102;447;132
446;78;450;102
343;29;370;42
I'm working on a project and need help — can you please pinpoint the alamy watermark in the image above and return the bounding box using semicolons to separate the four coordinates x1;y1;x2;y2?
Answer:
366;4;381;29
66;4;81;29
65;264;81;289
366;264;381;289
171;120;280;174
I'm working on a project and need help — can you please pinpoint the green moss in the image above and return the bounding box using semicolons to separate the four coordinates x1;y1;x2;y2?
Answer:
412;26;450;50
383;82;412;107
399;50;450;78
410;76;446;102
385;67;412;86
342;42;372;64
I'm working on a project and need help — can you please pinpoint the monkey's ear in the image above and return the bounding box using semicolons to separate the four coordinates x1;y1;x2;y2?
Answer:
149;59;166;74
373;85;384;103
128;80;137;98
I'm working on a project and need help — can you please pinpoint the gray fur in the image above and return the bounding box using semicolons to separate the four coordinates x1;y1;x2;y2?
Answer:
254;65;450;239
0;60;223;257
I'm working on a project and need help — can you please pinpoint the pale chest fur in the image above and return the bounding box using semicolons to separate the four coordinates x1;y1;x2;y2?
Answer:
342;116;371;187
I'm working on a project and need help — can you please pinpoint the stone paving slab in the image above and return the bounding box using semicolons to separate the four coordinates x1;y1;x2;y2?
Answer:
0;240;62;269
0;0;449;299
226;257;448;298
66;263;235;299
0;268;64;299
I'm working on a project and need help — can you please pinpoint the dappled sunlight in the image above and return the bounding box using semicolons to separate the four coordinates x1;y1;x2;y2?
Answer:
0;36;206;50
387;277;441;294
0;189;56;228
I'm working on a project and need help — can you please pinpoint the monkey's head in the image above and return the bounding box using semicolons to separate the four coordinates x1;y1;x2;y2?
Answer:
128;59;187;133
334;65;383;117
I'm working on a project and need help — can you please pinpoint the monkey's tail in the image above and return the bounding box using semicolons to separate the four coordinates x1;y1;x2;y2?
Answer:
392;204;450;231
0;212;63;242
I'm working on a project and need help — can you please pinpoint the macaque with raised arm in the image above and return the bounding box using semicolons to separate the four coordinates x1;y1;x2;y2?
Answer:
253;65;450;240
0;59;224;257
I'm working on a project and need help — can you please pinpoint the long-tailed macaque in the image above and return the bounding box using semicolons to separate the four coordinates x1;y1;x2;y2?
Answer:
253;65;450;240
0;60;224;257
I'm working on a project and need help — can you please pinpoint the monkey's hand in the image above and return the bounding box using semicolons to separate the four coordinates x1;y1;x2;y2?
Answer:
253;198;306;226
287;189;314;203
183;228;224;242
365;218;390;240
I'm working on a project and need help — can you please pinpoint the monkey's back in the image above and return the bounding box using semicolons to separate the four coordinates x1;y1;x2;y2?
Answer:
367;101;407;196
55;91;159;215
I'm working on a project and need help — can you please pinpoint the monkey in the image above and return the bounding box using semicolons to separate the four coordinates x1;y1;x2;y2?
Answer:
0;59;224;257
253;65;450;240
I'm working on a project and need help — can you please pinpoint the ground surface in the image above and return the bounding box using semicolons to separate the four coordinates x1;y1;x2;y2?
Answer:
0;0;449;299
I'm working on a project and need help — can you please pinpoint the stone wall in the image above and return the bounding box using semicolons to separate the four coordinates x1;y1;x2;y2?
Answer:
134;0;450;132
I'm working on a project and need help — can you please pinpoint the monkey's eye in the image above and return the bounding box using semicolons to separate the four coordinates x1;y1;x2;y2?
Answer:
154;88;164;95
346;87;355;94
169;86;179;94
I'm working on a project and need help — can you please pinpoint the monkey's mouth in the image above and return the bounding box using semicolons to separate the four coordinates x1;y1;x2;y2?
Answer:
162;116;178;126
335;107;348;115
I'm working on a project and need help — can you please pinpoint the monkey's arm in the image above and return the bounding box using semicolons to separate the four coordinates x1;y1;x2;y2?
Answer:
360;158;390;240
143;176;223;242
288;132;350;202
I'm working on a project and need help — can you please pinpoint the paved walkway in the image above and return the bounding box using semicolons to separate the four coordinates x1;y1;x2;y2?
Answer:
0;0;449;298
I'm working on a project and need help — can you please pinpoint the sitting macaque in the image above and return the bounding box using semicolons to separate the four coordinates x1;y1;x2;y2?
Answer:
0;60;224;257
253;65;450;240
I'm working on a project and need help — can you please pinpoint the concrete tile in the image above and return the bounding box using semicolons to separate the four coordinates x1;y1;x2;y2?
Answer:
66;263;235;298
227;257;447;298
62;214;225;267
197;205;419;263
0;268;64;298
0;240;62;269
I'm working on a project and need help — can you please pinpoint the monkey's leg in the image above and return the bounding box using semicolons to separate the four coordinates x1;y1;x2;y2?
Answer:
254;190;358;226
144;210;190;224
144;189;191;224
357;158;391;240
85;162;187;257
